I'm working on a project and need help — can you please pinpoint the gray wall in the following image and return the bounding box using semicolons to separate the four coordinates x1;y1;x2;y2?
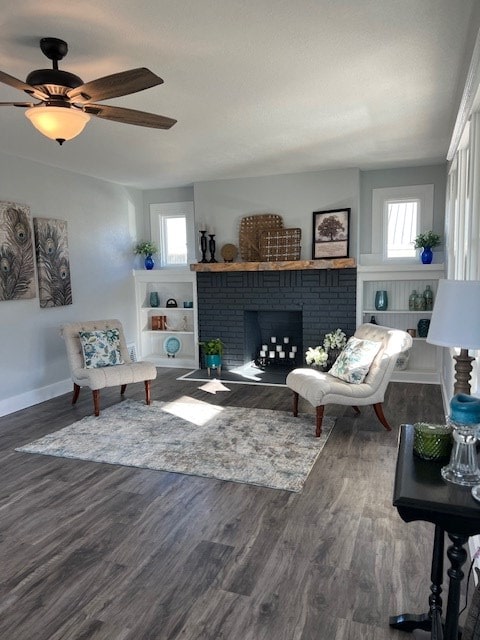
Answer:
0;152;142;415
359;164;447;255
193;169;360;261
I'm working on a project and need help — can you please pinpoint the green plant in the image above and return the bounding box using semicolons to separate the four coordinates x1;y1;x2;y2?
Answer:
413;231;442;249
134;240;158;256
199;338;224;355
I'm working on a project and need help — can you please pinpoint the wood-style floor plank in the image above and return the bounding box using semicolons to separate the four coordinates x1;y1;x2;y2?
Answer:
0;370;446;639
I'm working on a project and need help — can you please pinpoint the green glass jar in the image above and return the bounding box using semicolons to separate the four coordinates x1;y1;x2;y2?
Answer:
413;423;453;461
414;291;426;311
409;290;417;311
423;285;434;311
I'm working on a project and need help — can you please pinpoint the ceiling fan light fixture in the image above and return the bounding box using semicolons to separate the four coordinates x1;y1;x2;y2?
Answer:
25;105;90;145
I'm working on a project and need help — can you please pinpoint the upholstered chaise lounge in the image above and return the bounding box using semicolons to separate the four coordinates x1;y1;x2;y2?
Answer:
62;319;157;417
286;323;412;437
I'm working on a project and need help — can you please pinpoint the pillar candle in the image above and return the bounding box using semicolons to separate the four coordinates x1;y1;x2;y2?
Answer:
271;337;277;343
269;351;275;358
279;352;286;359
276;345;282;352
291;346;297;353
283;337;290;344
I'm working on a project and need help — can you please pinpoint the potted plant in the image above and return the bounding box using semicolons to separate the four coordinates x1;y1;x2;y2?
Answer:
134;240;158;270
200;338;224;375
413;231;441;265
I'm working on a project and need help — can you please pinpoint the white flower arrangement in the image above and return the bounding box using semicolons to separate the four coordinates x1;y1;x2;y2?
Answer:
323;328;347;351
305;346;329;366
305;328;347;367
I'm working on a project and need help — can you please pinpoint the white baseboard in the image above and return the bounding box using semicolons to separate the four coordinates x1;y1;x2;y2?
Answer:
0;378;72;417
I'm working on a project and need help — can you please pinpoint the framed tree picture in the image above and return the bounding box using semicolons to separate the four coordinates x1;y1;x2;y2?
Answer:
312;208;350;259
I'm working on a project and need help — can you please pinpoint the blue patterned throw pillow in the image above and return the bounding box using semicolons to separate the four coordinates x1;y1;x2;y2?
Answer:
328;336;381;384
79;329;124;369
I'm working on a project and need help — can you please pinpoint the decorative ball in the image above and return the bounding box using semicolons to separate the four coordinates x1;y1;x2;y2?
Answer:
220;243;238;262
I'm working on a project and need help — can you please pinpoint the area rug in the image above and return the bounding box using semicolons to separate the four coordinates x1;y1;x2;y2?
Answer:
16;397;335;492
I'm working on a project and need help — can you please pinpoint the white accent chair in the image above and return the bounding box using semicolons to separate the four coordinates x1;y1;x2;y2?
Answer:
61;319;157;417
286;323;412;437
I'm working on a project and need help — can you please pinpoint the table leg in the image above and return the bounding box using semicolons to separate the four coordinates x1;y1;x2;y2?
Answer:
389;524;444;633
443;532;468;640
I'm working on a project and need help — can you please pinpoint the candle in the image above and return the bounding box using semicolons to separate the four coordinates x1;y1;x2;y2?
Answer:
450;394;480;425
260;350;266;357
262;344;268;351
289;352;295;358
271;337;277;343
291;346;297;353
276;345;282;352
279;352;286;359
283;337;290;344
269;351;275;358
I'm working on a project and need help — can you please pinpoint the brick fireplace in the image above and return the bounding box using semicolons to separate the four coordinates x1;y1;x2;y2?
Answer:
196;267;357;370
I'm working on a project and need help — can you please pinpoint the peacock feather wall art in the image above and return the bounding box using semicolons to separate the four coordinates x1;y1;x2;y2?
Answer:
33;218;72;308
0;201;36;301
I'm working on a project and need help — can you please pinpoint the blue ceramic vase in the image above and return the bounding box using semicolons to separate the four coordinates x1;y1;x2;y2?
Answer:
421;247;433;264
375;290;388;310
144;255;154;270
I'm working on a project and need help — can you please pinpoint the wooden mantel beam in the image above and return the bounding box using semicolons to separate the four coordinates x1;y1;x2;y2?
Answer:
190;258;356;273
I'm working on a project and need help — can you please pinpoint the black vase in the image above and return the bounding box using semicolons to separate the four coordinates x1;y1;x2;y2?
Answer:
417;319;430;338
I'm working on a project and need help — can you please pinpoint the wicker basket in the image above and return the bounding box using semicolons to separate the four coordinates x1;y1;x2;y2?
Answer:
259;228;301;261
239;214;284;261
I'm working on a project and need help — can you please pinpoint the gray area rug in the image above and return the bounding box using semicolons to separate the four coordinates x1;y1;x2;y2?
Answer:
17;398;335;492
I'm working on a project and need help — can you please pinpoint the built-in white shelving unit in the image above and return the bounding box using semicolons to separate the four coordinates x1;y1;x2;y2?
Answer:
357;264;445;384
133;269;199;369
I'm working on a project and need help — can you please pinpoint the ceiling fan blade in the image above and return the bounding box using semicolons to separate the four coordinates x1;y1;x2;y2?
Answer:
0;70;49;101
67;68;163;103
0;101;35;107
84;104;177;129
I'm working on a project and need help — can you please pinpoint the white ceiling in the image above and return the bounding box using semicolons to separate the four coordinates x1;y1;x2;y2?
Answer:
0;0;478;190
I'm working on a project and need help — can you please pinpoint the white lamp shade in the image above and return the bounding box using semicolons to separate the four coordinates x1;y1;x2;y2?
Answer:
25;106;90;142
426;279;480;349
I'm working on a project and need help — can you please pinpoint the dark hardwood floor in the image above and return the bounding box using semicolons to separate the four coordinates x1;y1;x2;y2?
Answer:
0;371;446;639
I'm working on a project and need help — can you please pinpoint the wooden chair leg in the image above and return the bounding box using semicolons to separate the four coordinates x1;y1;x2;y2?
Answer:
120;384;127;395
292;391;299;417
92;390;100;417
353;405;361;415
316;405;325;437
72;383;80;405
145;380;152;405
373;402;391;431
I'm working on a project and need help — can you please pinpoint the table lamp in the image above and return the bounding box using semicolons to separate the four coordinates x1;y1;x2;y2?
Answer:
426;279;480;395
426;279;480;486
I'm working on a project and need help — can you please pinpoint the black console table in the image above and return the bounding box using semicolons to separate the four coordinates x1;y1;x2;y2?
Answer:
390;424;480;640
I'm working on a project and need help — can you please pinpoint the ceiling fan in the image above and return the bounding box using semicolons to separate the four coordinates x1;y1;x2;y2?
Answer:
0;37;177;145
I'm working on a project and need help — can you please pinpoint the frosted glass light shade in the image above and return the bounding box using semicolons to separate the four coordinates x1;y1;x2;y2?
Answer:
426;279;480;349
25;106;90;142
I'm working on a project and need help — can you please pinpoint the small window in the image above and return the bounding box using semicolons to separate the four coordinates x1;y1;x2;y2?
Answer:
370;184;434;263
385;199;418;259
150;201;195;267
161;215;187;265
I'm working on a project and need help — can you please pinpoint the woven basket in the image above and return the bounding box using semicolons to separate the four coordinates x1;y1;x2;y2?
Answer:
239;214;284;261
259;228;301;261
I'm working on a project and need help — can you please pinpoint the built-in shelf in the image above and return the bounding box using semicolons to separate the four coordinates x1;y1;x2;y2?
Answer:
133;269;199;369
190;258;356;272
357;264;445;384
